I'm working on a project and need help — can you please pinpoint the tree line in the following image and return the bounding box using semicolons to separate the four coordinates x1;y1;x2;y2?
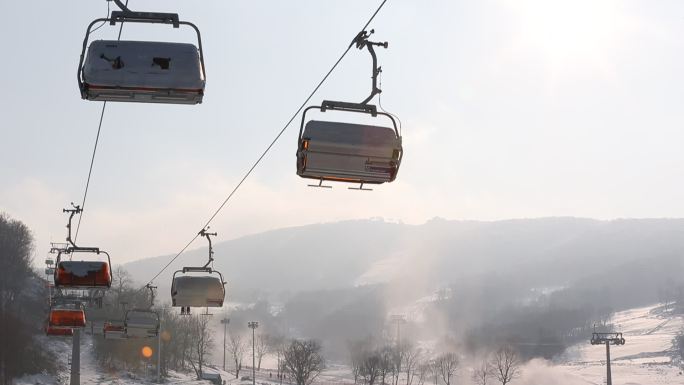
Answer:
348;337;521;385
0;213;58;384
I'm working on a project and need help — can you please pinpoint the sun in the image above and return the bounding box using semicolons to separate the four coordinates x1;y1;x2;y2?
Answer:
141;346;153;358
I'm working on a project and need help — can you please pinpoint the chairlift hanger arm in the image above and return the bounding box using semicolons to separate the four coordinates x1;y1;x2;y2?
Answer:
352;30;388;105
199;228;217;268
63;203;82;248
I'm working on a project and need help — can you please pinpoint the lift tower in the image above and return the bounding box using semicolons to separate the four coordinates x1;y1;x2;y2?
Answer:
590;331;626;385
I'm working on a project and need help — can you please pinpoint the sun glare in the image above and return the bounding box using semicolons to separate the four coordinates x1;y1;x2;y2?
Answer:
507;0;622;71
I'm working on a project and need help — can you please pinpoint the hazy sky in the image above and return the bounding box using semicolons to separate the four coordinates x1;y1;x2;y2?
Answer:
1;0;683;264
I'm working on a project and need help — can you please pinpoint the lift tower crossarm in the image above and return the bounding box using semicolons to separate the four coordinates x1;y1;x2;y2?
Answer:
590;331;626;385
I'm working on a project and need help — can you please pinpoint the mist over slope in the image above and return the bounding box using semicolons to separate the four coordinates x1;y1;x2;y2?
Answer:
124;217;684;306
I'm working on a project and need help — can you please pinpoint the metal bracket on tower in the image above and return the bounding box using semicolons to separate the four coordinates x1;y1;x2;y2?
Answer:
590;326;625;385
351;29;389;105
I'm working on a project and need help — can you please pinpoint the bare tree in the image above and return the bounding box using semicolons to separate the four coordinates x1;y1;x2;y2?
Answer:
389;344;404;385
435;352;459;385
348;340;366;384
282;339;325;385
429;359;440;385
113;266;131;300
472;360;490;385
489;347;520;385
268;334;287;380
415;360;431;385
402;343;422;385
256;333;270;370
191;315;214;378
228;334;247;379
360;350;382;385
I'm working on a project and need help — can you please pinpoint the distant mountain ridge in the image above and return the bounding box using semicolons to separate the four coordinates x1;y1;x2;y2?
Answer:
124;217;684;303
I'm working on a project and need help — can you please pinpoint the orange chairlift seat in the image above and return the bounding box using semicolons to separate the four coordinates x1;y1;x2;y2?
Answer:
296;30;403;190
54;248;112;288
49;306;86;329
77;2;206;105
54;204;113;289
103;321;127;340
46;325;74;337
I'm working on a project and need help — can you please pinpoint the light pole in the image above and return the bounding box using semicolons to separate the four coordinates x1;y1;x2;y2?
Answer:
390;314;407;346
221;317;230;371
248;321;259;385
157;310;163;383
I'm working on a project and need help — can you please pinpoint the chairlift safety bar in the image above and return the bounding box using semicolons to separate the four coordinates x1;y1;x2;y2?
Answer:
298;101;400;140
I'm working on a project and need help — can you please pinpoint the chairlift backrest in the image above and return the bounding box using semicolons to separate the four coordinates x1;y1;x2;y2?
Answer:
103;321;127;340
124;309;160;338
46;325;74;337
171;269;226;308
49;307;86;329
54;249;112;289
77;11;206;105
297;104;402;184
82;40;205;104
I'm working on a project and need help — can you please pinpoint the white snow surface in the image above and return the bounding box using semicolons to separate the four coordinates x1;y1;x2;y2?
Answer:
15;303;684;385
554;304;684;385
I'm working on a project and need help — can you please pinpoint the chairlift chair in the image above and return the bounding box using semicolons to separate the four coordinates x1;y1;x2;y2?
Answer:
54;248;113;289
171;268;226;309
103;321;127;340
77;5;206;104
171;229;226;314
54;205;113;289
124;309;160;338
45;325;74;337
296;30;402;188
49;305;86;329
297;103;402;186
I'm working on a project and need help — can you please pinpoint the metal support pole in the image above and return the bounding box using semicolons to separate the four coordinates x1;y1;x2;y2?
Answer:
252;327;256;385
157;311;162;383
591;331;623;385
248;321;259;385
70;329;80;385
221;317;230;371
606;342;612;385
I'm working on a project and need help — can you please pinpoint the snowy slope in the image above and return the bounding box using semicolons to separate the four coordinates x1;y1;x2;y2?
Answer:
556;304;684;385
14;333;223;385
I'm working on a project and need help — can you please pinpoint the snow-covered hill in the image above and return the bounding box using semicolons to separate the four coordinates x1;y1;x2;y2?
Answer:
552;304;684;385
124;218;684;308
14;333;228;385
15;302;684;385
